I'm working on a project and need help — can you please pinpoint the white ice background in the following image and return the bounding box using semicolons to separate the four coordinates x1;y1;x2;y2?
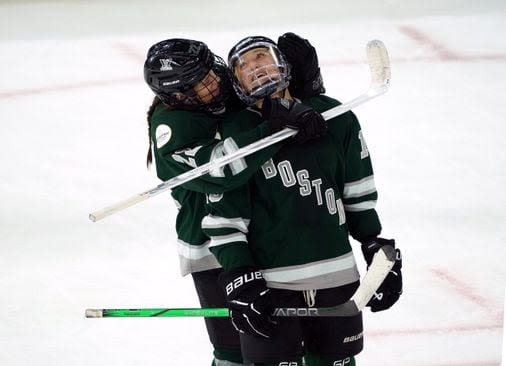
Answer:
0;1;505;365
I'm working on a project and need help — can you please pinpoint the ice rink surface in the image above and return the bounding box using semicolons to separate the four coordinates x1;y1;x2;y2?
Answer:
0;1;505;365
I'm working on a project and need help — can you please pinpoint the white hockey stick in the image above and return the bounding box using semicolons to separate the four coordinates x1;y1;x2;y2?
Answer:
89;40;390;222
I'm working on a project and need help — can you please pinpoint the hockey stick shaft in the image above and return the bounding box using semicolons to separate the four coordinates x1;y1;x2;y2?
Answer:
86;245;395;318
89;40;390;222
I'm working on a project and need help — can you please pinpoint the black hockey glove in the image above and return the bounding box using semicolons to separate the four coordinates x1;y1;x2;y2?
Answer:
278;32;325;99
262;97;327;143
361;237;403;312
219;268;277;339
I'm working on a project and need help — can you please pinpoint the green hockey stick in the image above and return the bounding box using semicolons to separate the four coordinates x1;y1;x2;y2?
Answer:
86;245;395;318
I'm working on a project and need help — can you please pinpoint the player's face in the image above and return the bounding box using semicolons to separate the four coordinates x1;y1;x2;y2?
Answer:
194;69;221;104
233;47;280;93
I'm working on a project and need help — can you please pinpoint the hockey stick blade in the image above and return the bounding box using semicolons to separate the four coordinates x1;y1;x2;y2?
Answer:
89;40;390;222
85;245;395;318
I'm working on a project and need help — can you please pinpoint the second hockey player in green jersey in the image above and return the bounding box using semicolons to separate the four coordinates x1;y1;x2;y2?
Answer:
201;35;402;366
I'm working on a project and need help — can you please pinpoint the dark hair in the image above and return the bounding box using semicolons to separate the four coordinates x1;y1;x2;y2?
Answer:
146;96;163;168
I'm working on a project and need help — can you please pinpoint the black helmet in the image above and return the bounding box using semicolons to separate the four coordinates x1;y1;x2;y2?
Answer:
144;38;230;113
228;36;290;105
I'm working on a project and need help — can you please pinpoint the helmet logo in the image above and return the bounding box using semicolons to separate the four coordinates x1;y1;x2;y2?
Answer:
159;58;180;71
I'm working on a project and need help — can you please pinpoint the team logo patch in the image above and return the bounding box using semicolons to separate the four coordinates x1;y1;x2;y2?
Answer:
155;124;172;148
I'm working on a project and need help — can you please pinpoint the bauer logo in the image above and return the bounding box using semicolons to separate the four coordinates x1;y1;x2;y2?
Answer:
162;79;180;86
226;271;262;295
155;124;172;148
343;332;363;343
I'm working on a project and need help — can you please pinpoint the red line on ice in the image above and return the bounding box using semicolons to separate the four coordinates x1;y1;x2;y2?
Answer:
110;41;145;63
322;54;506;68
1;47;505;100
0;77;140;100
430;268;493;310
399;25;465;61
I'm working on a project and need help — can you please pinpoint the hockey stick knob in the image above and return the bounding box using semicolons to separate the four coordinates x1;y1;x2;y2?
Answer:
85;309;104;318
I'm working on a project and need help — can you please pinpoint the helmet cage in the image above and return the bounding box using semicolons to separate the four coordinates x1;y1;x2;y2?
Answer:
228;37;290;105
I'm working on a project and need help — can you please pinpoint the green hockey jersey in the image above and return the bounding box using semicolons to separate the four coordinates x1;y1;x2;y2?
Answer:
150;102;281;275
202;95;382;290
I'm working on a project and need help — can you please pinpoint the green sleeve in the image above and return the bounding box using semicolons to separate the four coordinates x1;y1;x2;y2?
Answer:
341;111;382;241
201;185;256;271
306;95;382;240
151;105;280;194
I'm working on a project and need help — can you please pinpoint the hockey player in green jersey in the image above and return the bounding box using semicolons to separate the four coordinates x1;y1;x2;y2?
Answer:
143;36;327;365
202;36;403;366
